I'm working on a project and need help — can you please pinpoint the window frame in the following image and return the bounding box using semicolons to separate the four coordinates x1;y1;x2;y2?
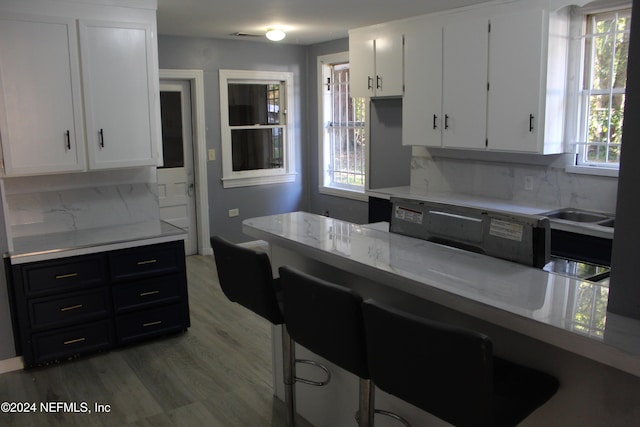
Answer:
565;3;631;177
317;52;368;201
219;69;296;188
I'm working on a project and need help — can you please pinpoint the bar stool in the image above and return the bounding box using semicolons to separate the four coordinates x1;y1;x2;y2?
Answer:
362;299;560;427
279;266;409;427
211;236;329;427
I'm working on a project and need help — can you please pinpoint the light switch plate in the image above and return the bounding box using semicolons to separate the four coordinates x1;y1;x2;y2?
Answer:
208;149;216;161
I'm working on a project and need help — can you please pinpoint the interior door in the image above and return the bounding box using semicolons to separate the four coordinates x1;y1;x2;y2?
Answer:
158;80;197;255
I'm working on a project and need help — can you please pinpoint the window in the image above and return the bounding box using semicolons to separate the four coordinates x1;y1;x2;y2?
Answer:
219;70;295;188
318;53;367;200
574;7;631;170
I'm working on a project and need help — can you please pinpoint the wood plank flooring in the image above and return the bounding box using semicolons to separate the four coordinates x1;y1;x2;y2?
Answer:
0;255;314;427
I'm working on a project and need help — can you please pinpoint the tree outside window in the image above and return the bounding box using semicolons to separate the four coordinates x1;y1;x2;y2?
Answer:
579;9;631;167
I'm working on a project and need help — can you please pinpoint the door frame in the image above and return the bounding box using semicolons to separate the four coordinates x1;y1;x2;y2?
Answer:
159;69;211;256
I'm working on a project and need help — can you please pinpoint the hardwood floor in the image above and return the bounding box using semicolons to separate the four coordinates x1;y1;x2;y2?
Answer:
0;255;314;427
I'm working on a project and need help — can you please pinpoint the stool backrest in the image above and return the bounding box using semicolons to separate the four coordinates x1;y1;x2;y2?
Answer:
362;299;494;426
279;266;369;379
211;236;284;325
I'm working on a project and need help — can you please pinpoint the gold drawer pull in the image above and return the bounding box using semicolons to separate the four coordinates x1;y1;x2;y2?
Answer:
143;320;162;327
137;259;157;265
56;273;79;280
140;290;160;297
64;337;86;345
60;304;83;312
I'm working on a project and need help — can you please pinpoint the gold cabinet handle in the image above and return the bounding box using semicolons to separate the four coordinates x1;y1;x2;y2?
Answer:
64;337;86;345
137;259;157;265
60;304;83;312
143;320;162;327
56;273;79;279
140;290;159;297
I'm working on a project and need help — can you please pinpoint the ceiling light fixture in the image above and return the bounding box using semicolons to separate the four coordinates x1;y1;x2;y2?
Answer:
266;29;286;41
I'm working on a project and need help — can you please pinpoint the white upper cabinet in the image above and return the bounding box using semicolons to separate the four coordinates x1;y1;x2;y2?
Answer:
403;23;443;147
350;26;404;98
349;33;376;98
0;15;86;175
0;0;160;176
487;8;567;154
390;3;570;153
403;17;489;149
79;20;158;169
442;18;489;150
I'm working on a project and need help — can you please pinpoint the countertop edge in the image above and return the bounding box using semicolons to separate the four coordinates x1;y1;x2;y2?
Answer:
6;222;187;264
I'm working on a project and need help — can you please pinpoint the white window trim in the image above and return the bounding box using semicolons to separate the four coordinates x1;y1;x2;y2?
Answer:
219;69;296;188
564;2;630;178
317;52;368;202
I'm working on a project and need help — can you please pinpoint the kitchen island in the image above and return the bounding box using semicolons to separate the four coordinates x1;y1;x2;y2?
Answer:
244;211;640;427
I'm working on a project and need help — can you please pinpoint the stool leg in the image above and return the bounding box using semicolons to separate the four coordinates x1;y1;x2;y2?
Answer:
359;378;375;427
282;326;296;427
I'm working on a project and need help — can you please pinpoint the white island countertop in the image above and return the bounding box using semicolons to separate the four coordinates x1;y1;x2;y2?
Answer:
244;211;640;377
7;220;187;264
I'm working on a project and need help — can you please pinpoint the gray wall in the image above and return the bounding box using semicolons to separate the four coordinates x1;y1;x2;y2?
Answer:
0;184;14;360
306;38;369;223
158;35;308;243
608;0;640;319
369;98;412;189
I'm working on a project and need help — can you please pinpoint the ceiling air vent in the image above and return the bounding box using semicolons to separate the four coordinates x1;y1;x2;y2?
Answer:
229;32;262;38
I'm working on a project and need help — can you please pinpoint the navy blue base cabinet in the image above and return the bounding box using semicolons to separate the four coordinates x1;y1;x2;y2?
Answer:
7;240;190;367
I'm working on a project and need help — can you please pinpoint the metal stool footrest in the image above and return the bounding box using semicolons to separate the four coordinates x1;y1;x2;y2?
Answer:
295;359;332;386
375;409;412;427
355;409;412;427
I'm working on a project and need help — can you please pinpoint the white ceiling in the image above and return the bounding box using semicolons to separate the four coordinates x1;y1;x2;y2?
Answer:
156;0;494;45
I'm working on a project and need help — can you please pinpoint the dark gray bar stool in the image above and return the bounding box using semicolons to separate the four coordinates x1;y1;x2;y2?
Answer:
279;266;409;427
211;237;330;427
362;299;560;427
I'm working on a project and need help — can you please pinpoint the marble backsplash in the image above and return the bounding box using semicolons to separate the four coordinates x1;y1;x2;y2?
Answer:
410;150;618;214
3;168;160;239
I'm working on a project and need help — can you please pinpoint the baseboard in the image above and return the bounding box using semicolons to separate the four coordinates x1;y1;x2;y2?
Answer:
0;356;23;374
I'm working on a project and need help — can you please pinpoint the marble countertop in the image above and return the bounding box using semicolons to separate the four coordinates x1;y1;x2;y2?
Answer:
7;220;187;264
367;186;614;239
244;211;640;377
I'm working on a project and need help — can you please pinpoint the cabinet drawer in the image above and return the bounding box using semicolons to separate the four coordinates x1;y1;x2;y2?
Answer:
29;288;110;330
31;320;112;365
116;303;189;344
112;274;185;313
109;241;185;282
19;254;107;296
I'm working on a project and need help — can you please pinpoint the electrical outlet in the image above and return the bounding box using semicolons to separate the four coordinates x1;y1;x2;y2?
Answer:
524;176;534;191
208;149;216;161
228;208;239;217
